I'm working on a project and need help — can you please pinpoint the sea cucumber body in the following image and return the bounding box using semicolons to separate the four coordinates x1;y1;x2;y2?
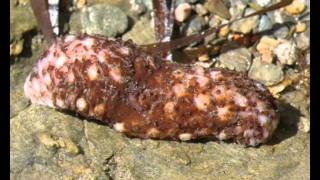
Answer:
24;34;279;146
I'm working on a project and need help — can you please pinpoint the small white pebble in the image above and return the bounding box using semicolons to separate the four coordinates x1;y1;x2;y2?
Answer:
175;3;192;22
179;133;192;141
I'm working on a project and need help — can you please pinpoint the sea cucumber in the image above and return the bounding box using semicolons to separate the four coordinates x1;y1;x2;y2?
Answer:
24;34;279;146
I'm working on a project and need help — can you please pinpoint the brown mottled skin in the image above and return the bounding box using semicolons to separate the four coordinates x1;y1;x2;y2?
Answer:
24;34;279;146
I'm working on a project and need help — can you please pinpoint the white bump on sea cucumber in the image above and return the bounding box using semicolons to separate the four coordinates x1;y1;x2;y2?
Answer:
82;37;96;48
87;64;99;81
234;126;243;135
243;129;254;138
210;71;222;80
67;72;75;83
163;101;175;114
258;115;269;126
94;103;106;116
179;133;192;141
109;66;123;83
233;93;248;107
55;55;67;69
64;35;76;42
249;138;258;146
194;93;211;111
172;70;185;79
31;78;41;93
56;98;66;108
263;128;269;139
173;83;187;98
43;73;52;85
218;131;227;140
113;122;125;132
98;51;107;63
217;106;230;121
196;75;210;87
147;128;160;138
76;97;87;111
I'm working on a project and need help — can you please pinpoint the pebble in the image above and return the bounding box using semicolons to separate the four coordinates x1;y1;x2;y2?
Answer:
122;16;156;45
175;3;192;22
252;0;272;7
256;36;279;64
80;4;128;37
75;0;86;9
218;48;252;72
175;0;199;6
248;58;284;86
195;4;208;16
285;0;306;15
258;15;273;32
295;21;307;33
273;24;289;39
198;53;210;62
230;8;259;34
218;25;229;37
185;16;207;36
295;28;309;50
273;40;299;65
204;0;231;19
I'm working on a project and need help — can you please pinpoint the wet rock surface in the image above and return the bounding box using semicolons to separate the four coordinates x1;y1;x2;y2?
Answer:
10;0;310;179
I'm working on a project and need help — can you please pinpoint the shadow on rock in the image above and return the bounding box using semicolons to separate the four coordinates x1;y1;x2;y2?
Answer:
266;101;301;146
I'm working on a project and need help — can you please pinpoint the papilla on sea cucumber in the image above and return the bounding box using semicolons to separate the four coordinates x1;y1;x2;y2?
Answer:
24;34;279;146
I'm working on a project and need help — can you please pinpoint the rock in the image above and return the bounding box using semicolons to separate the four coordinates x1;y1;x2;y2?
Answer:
218;25;230;37
218;48;252;72
273;24;290;39
122;16;157;45
204;0;231;19
229;0;246;20
230;8;259;34
285;0;306;15
256;36;279;64
273;40;299;65
281;89;310;132
197;53;210;62
258;15;273;32
10;1;37;39
248;58;284;86
268;8;295;24
11;105;309;179
175;3;192;22
295;21;307;33
75;0;87;9
80;4;128;37
253;0;272;7
185;16;207;36
195;4;208;16
295;28;309;50
175;0;198;6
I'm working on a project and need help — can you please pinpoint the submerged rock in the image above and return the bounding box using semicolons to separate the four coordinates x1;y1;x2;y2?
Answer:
218;48;252;72
80;4;128;37
248;58;284;86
